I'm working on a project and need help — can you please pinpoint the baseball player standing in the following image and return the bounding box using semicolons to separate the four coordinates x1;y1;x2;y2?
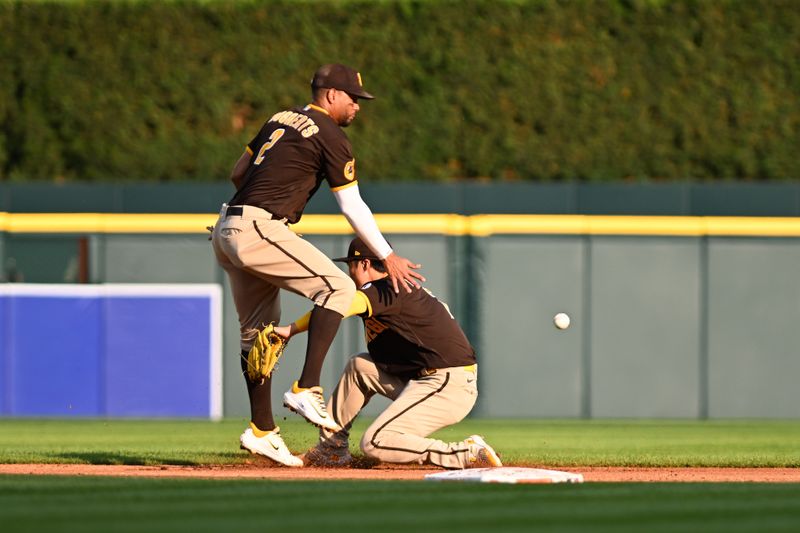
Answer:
274;237;502;469
211;64;424;467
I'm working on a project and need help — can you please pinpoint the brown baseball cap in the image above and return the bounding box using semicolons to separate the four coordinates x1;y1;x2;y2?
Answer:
333;237;387;262
311;64;375;100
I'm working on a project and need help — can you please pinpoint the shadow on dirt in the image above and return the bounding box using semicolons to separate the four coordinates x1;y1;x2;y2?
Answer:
45;452;200;466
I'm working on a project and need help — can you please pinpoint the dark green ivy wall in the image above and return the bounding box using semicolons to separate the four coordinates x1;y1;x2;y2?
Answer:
1;0;798;182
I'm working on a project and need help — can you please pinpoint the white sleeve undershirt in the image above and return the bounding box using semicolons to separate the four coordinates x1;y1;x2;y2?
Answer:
333;184;393;259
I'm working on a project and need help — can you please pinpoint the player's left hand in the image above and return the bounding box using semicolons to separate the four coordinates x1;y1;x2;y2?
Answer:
383;252;425;293
244;323;289;384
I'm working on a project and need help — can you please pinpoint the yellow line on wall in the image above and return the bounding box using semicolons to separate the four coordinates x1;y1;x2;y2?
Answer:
469;215;709;236
3;213;218;234
703;217;800;237
1;212;799;237
293;214;470;235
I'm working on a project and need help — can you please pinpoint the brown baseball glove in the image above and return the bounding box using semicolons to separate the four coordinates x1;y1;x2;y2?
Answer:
244;324;288;384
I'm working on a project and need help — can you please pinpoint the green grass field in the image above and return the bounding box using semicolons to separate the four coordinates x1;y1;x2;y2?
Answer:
1;418;799;466
3;476;800;533
2;419;799;532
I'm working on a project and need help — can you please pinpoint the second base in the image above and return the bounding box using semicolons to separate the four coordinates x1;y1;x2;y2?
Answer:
425;467;584;484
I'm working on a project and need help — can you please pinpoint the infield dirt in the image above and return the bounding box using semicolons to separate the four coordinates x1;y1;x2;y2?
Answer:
1;463;799;483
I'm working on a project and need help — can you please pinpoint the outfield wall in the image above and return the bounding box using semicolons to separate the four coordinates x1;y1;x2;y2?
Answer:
1;210;798;420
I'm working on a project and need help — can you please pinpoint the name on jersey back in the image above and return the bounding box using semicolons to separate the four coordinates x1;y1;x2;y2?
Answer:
269;111;320;138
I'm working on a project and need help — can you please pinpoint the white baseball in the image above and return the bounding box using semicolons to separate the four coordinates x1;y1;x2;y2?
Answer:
553;312;571;330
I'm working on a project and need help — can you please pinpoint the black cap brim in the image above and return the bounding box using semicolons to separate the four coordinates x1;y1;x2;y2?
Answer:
333;254;379;263
349;89;375;100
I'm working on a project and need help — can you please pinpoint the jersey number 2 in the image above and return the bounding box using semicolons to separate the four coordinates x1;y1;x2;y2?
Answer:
254;128;285;165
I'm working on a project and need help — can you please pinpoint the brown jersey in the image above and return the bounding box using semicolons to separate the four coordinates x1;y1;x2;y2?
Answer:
357;279;477;378
229;104;358;223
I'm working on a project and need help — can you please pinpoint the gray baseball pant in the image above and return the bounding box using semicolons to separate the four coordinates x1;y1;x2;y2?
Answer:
324;353;479;469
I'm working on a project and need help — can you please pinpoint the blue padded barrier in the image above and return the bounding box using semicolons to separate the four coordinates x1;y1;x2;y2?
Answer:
0;284;222;419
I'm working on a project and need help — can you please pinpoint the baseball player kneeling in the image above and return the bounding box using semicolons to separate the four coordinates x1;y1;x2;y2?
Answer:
274;237;502;469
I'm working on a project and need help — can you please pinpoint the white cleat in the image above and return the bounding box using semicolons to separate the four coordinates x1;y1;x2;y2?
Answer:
283;381;342;432
465;434;503;468
239;426;303;467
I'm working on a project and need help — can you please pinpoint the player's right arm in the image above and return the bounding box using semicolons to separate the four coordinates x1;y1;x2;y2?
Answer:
333;185;425;293
274;292;372;339
320;127;425;293
229;148;252;190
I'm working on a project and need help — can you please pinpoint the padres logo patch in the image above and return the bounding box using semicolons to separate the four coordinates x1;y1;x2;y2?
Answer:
344;159;356;181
